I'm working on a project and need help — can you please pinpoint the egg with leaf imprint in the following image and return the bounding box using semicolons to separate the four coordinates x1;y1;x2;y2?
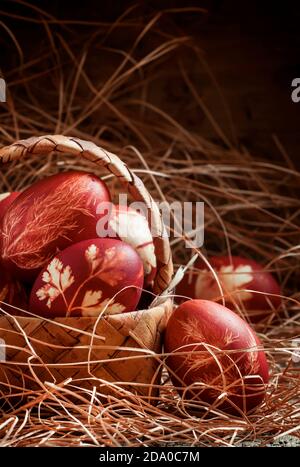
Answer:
29;238;144;318
106;205;157;286
177;255;281;322
164;299;269;415
0;171;111;283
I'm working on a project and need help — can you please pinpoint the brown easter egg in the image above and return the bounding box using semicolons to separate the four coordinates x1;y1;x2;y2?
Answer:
29;238;144;318
0;171;111;282
164;299;269;414
105;205;157;285
177;256;281;322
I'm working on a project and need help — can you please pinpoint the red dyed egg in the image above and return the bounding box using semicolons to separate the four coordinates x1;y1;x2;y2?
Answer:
0;192;19;220
177;256;281;322
29;238;144;318
105;205;157;285
0;172;110;282
0;273;28;315
164;299;269;414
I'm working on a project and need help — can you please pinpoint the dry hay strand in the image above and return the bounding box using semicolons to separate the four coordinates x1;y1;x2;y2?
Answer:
0;1;299;447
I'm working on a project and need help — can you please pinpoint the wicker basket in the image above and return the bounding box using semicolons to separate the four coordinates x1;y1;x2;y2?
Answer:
0;135;173;403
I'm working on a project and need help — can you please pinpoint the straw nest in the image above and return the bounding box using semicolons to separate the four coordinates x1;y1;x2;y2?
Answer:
0;3;299;447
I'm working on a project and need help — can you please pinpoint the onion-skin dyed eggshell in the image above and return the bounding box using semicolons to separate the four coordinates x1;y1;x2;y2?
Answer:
0;171;111;283
29;238;144;318
0;273;28;315
177;256;281;322
107;205;157;286
0;192;20;221
164;299;269;415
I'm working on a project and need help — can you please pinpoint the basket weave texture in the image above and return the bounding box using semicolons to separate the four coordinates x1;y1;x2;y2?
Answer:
0;135;173;401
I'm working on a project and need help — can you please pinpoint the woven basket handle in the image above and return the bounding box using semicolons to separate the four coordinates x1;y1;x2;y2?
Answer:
0;135;173;294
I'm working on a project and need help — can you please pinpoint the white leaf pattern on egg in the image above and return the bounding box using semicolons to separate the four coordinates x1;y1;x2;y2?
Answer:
82;290;103;308
195;265;253;303
36;257;75;308
81;296;125;316
85;243;101;271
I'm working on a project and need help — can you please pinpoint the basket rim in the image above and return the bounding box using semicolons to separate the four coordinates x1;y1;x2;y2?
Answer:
0;297;172;323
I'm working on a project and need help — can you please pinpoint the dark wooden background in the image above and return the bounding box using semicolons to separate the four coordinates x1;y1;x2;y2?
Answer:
1;0;300;165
